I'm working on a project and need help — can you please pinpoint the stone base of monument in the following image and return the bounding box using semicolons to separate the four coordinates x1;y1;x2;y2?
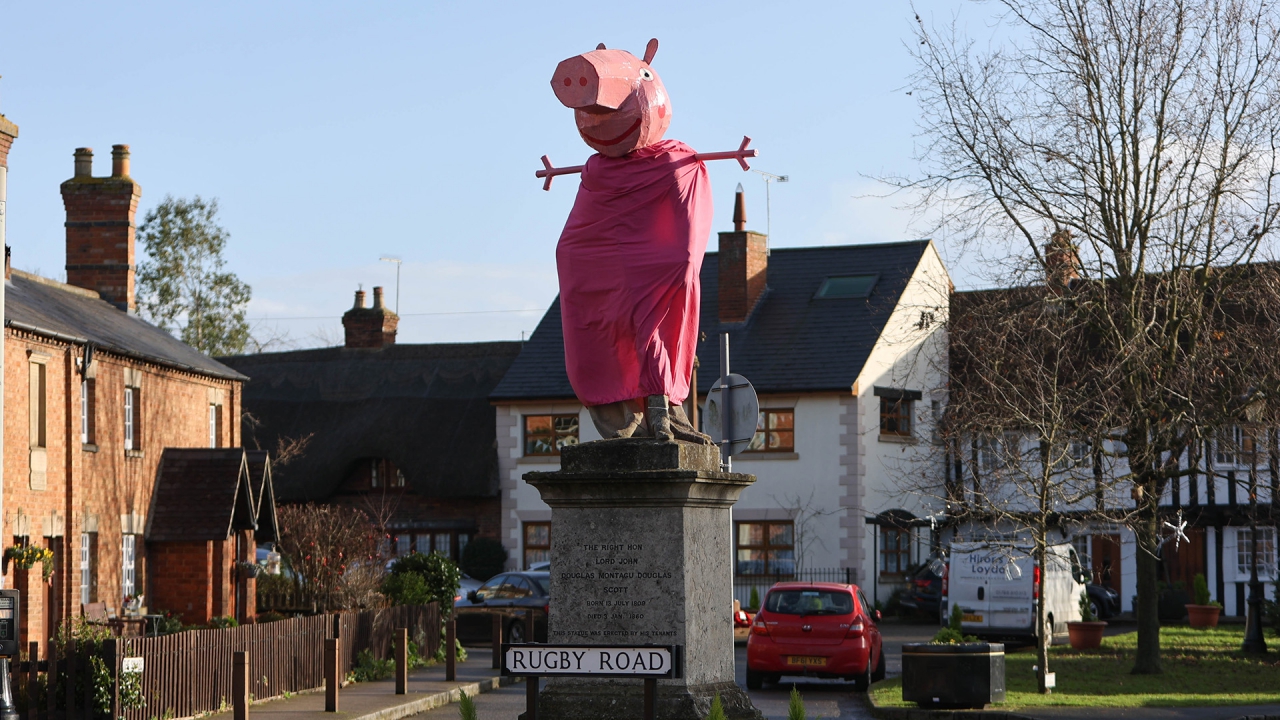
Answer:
524;438;762;720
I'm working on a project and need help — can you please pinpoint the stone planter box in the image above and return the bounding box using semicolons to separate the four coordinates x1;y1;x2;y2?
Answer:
901;642;1005;709
1186;604;1221;628
1067;621;1107;650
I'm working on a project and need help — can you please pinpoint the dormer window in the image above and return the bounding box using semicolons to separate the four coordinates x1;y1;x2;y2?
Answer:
815;274;878;299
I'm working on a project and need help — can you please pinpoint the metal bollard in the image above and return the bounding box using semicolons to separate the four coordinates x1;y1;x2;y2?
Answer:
491;615;502;669
445;616;456;682
233;651;249;720
395;628;408;695
324;638;339;712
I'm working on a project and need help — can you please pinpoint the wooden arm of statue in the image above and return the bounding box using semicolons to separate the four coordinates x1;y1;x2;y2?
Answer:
536;136;758;191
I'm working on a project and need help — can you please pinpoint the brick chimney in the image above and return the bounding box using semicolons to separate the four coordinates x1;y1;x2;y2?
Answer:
1045;229;1081;295
61;145;141;311
342;286;398;348
0;95;17;276
718;184;767;323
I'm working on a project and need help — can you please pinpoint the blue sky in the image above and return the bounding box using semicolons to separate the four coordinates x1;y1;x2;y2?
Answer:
1;0;973;347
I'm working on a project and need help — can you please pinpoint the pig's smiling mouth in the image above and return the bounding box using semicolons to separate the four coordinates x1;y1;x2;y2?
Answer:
580;117;643;146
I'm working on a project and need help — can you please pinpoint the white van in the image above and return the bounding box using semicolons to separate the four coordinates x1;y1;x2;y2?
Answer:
941;541;1088;642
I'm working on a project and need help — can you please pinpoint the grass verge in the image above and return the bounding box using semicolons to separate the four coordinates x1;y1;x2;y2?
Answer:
870;626;1280;709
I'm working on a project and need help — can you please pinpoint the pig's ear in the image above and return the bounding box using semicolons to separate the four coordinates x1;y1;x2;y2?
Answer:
596;43;606;50
643;38;658;64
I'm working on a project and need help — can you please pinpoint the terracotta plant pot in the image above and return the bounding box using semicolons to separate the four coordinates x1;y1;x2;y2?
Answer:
1066;621;1107;650
1186;604;1221;628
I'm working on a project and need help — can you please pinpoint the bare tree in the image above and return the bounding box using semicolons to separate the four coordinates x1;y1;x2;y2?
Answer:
901;0;1280;673
936;272;1129;693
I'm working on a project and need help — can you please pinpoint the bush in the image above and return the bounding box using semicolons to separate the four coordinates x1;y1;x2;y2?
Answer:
458;689;478;720
209;616;238;629
933;604;978;644
705;693;726;720
787;685;805;720
347;648;394;683
748;587;760;611
461;537;508;581
1193;572;1212;606
387;552;461;613
382;571;432;606
1079;590;1096;622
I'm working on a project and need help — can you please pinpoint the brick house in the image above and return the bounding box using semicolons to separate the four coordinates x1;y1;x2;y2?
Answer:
148;449;277;624
0;127;267;646
220;292;522;566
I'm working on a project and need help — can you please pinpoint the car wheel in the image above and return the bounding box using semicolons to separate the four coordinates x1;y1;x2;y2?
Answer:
871;648;886;682
1089;600;1103;620
852;661;871;692
507;619;526;645
746;669;763;690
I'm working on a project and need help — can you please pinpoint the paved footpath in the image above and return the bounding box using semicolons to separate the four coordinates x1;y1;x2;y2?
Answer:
204;648;517;720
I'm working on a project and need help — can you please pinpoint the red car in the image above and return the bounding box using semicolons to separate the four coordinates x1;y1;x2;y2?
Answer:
745;582;885;691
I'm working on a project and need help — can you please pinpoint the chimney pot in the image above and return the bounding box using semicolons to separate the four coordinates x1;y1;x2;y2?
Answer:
74;148;93;178
111;144;130;177
353;289;366;309
733;185;747;232
372;286;385;309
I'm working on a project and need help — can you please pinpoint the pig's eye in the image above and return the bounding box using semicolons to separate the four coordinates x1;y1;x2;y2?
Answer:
640;68;654;81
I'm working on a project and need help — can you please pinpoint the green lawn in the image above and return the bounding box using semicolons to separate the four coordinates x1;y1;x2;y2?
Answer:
870;626;1280;709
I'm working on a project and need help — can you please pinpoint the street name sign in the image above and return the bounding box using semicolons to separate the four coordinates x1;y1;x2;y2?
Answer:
502;644;680;679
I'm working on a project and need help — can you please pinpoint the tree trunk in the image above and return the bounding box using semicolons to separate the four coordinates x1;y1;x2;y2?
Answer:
1035;537;1051;693
1131;481;1163;674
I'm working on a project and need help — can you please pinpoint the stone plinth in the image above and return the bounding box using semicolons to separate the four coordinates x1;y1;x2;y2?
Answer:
524;438;762;720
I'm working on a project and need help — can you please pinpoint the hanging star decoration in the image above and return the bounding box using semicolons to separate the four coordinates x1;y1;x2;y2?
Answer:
1162;510;1189;551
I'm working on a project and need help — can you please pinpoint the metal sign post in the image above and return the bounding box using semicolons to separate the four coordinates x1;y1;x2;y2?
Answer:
703;335;760;470
502;644;681;720
0;590;20;720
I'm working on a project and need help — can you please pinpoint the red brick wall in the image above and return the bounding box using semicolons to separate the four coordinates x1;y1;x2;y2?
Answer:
718;231;768;323
148;541;213;625
4;324;243;644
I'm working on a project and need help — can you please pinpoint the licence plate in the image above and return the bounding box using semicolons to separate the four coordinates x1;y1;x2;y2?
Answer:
785;656;826;667
962;614;983;623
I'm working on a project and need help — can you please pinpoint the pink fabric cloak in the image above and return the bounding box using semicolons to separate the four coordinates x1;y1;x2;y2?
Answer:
556;139;712;407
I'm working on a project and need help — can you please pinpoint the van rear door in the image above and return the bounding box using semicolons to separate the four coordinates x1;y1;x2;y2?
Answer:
949;545;992;632
986;554;1034;631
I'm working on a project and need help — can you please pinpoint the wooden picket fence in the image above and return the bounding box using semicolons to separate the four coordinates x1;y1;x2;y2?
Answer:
7;604;440;720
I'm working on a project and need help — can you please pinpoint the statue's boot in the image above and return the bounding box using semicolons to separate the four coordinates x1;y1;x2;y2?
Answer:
647;394;674;442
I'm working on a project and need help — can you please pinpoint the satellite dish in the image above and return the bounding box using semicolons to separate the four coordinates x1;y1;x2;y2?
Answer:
703;374;760;457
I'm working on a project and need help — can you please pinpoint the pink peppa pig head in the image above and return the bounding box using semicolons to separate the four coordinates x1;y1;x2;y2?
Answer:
551;38;671;157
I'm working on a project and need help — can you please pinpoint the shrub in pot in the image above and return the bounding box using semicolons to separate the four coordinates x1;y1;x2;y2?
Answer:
1186;573;1222;628
1067;591;1107;650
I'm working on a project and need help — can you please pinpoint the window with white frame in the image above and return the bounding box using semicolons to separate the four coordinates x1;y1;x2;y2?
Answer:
124;386;140;451
208;404;223;448
80;532;92;606
1215;426;1257;468
80;380;90;444
121;535;136;599
1236;527;1277;577
1071;535;1091;572
977;435;1004;473
1053;440;1093;472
